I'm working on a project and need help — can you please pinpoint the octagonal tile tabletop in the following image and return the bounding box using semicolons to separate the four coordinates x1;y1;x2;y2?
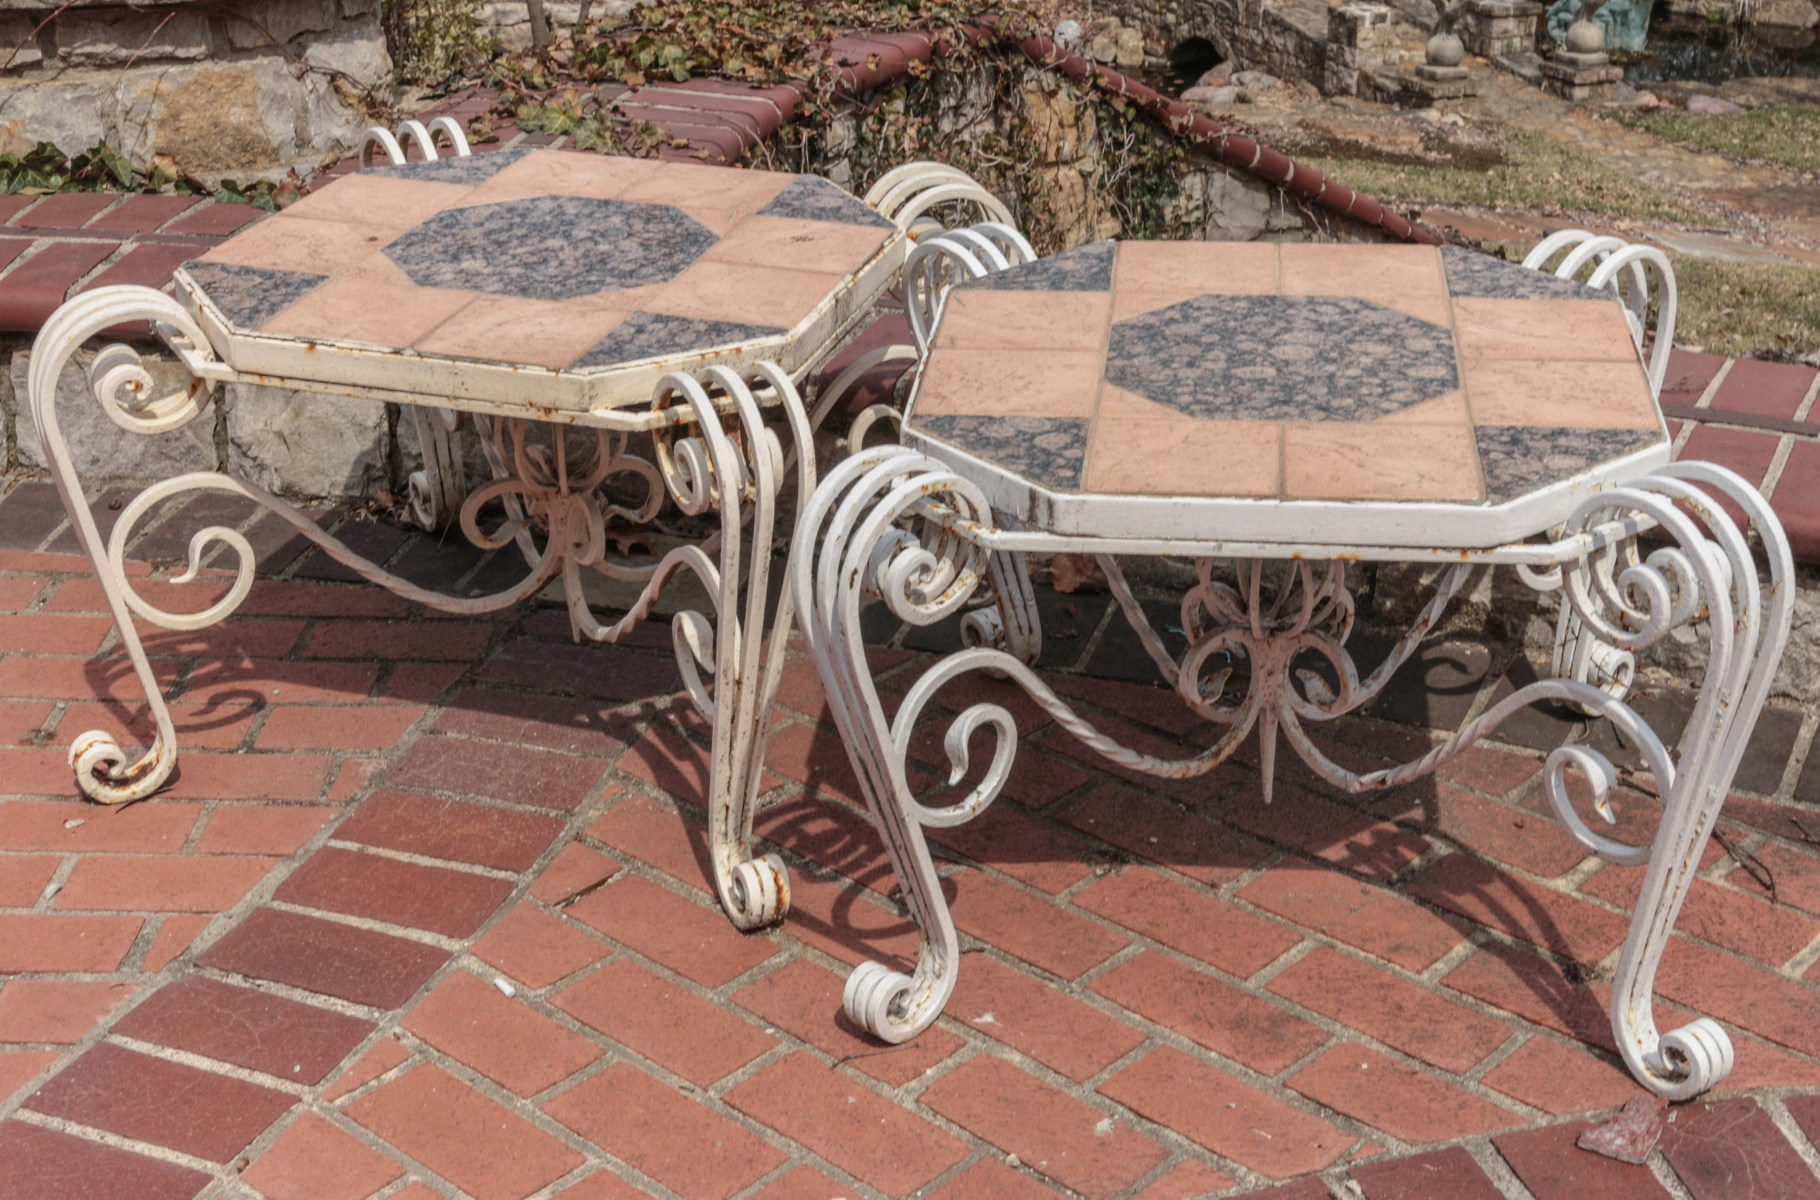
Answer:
901;240;1670;549
173;150;907;414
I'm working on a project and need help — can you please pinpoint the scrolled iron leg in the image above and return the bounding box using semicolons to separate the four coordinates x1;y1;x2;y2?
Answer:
1525;533;1639;713
1337;465;1790;1098
29;287;631;804
405;406;468;532
961;522;1041;667
792;446;1008;1040
1597;464;1790;1098
29;288;227;802
606;364;816;931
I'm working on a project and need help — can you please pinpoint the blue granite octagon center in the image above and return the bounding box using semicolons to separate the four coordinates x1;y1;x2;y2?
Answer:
1105;294;1459;422
383;195;718;301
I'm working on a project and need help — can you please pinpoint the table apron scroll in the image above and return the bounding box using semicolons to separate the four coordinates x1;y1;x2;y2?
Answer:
906;498;1659;567
164;335;797;434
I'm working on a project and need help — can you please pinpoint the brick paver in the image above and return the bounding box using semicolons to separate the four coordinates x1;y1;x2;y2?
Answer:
920;1053;1167;1197
24;1041;295;1161
347;1064;585;1199
546;1062;785;1200
4;493;1820;1200
554;957;773;1086
110;975;372;1083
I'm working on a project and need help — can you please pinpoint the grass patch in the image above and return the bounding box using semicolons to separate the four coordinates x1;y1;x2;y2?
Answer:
1617;105;1820;172
1303;134;1704;224
1670;257;1820;361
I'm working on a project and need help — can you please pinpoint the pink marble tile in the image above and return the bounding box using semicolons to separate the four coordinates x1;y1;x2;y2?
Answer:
281;174;472;229
1451;298;1638;361
1464;360;1659;429
569;283;666;312
1084;418;1280;497
644;261;846;327
344;251;417;286
1110;290;1203;324
1279;243;1447;299
618;162;793;219
1377;390;1470;424
1098;382;1201;421
1374;295;1454;328
1283;422;1482;502
482;150;661;199
700;214;890;275
914;349;1104;418
930;289;1113;352
414;295;632;369
449;187;549;211
201;214;401;275
1113;240;1277;294
261;276;475;348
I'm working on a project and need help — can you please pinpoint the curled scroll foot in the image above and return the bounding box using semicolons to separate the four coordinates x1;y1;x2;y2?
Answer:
1646;1017;1734;1101
726;853;791;930
843;961;924;1044
70;730;173;805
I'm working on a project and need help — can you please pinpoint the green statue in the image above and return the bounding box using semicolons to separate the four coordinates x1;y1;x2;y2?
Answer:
1548;0;1654;51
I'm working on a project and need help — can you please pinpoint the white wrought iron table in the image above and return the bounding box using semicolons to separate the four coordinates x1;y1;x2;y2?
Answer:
793;238;1793;1099
32;148;913;931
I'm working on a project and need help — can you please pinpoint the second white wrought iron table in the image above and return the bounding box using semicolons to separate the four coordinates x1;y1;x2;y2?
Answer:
794;238;1793;1101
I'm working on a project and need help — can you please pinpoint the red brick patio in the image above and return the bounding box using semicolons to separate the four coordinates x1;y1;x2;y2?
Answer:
4;474;1820;1200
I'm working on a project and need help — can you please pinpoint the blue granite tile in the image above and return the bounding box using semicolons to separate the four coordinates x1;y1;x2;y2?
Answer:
383;195;717;300
1475;425;1660;502
1441;245;1607;301
363;146;531;185
181;261;327;329
910;414;1088;492
758;175;894;228
962;239;1113;292
1105;295;1458;422
572;312;784;369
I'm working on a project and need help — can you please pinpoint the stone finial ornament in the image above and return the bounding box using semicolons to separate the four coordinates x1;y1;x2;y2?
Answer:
1565;0;1608;51
1417;0;1471;84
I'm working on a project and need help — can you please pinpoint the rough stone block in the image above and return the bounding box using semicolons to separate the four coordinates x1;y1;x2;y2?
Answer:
1462;0;1544;56
1406;72;1479;101
0;16;44;70
1114;26;1145;67
1175;167;1278;242
302;16;394;118
11;348;218;480
1330;2;1396;47
1540;57;1623;100
223;0;342;50
0;78;115;159
56;9;209;65
114;60;291;175
1324;63;1361;95
226;382;387;501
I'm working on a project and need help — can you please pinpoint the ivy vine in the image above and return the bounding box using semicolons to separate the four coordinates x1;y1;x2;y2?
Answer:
488;2;1194;256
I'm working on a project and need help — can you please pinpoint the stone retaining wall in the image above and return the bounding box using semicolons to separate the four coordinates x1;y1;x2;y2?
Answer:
1092;0;1423;100
811;55;1348;253
0;0;391;184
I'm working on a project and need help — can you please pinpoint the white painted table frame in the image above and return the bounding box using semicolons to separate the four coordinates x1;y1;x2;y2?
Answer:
793;440;1793;1102
32;284;820;929
31;154;1023;934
